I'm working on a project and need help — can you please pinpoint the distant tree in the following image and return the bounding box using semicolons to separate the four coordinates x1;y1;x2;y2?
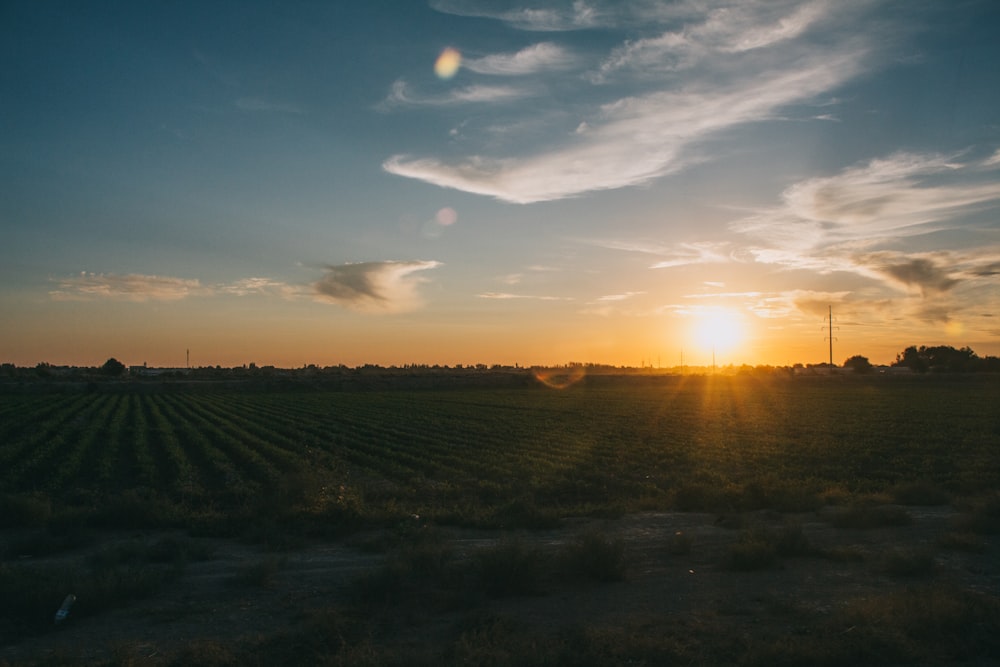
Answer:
843;355;873;373
893;346;928;373
101;357;126;376
893;345;980;373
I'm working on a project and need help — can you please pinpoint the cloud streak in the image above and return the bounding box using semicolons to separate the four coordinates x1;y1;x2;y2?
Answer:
50;273;205;302
49;263;446;314
430;0;604;31
385;2;871;203
378;80;529;111
735;152;1000;275
463;43;578;75
477;292;567;301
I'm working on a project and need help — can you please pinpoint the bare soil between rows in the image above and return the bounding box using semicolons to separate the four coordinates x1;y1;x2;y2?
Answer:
3;505;999;665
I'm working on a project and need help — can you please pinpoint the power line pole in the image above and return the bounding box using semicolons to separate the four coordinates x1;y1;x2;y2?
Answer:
824;306;839;366
828;306;833;366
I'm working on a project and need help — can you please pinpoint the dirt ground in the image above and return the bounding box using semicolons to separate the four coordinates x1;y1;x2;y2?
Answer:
3;505;999;665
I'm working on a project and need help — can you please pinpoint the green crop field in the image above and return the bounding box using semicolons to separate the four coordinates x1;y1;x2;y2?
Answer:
2;374;998;532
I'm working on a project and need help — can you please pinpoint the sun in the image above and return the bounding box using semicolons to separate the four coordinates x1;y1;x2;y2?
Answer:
690;308;748;357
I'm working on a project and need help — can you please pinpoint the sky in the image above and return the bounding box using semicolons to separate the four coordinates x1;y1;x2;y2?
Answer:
2;0;999;369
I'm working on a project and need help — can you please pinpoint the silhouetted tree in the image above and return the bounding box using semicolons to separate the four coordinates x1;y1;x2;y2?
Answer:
843;355;873;373
893;345;980;373
101;357;126;376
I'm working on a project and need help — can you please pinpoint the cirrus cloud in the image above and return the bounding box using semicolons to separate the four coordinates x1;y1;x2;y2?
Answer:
386;1;873;203
463;43;579;75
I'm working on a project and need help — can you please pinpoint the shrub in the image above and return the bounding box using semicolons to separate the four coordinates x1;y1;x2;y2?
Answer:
475;538;547;597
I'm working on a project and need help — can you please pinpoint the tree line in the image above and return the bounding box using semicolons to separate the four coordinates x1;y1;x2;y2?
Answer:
845;345;1000;373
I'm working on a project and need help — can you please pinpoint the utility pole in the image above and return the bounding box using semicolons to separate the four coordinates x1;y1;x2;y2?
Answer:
828;306;833;365
824;306;838;366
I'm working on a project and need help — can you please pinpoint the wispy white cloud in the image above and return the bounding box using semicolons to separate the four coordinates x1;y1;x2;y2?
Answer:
50;273;205;302
725;151;1000;327
49;264;446;315
580;238;731;268
579;290;648;317
385;44;865;202
649;242;732;269
217;277;301;298
378;80;529;111
735;152;1000;271
596;291;644;302
314;261;442;313
591;1;833;82
387;1;879;203
477;292;568;300
464;43;579;75
430;0;604;31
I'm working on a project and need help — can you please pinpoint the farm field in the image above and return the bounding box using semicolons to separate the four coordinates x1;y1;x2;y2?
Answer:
2;373;1000;665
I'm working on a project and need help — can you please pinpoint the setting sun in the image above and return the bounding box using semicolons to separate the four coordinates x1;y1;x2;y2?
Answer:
690;308;748;359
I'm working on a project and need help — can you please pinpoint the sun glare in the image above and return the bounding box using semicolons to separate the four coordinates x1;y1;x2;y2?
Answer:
690;308;747;358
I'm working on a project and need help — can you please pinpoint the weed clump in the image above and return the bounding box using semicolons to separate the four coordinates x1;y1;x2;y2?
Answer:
724;522;815;571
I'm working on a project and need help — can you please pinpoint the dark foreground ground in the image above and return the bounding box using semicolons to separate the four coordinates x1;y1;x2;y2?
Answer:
3;502;999;666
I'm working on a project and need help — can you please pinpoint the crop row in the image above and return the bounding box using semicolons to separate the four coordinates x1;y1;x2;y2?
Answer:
0;376;998;520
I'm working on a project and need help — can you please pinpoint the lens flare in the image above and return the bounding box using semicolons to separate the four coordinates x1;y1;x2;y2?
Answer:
435;207;458;226
434;47;461;79
532;366;585;389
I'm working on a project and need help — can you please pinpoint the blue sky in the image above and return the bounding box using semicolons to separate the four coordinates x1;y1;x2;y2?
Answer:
2;0;999;367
